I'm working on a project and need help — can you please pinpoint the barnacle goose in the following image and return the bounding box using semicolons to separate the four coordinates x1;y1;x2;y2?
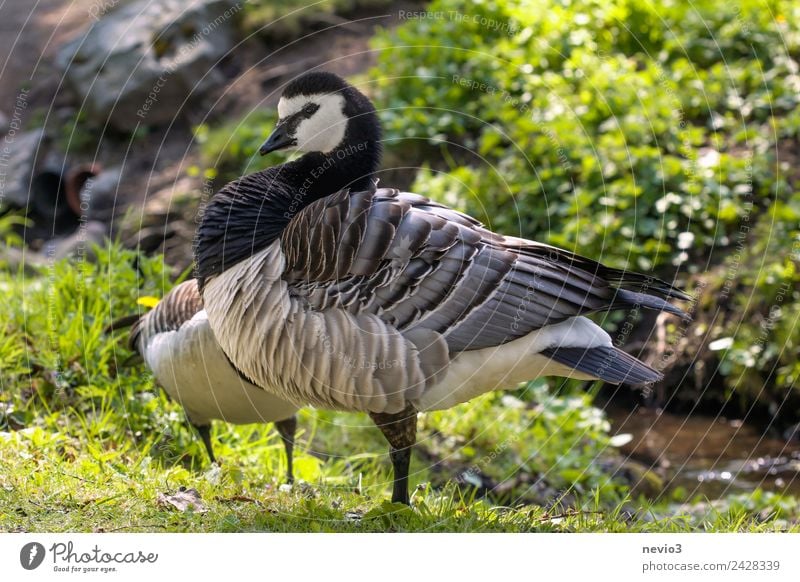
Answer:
130;279;299;482
194;72;690;504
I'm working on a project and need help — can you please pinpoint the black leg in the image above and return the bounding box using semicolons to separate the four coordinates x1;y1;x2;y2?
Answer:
369;404;418;505
192;422;216;465
274;416;297;484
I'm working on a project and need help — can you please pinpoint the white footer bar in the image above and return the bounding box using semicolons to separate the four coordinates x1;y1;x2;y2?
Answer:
2;533;798;581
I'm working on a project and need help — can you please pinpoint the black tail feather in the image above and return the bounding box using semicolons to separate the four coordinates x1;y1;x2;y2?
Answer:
601;266;693;302
542;345;662;385
613;288;690;319
518;242;693;303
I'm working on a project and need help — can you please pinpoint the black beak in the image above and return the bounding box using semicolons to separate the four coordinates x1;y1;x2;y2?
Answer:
259;122;296;156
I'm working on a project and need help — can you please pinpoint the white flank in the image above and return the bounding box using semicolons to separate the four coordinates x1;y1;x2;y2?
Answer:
143;309;298;425
416;316;612;411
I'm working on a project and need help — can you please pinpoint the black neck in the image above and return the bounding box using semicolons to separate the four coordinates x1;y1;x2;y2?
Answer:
276;138;381;199
195;128;381;289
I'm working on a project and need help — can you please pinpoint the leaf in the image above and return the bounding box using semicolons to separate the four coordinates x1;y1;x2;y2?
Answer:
156;487;207;513
137;296;160;308
708;337;734;351
609;433;634;447
293;455;322;481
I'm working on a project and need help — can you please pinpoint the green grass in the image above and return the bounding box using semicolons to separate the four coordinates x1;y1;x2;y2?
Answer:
2;421;798;532
1;244;798;532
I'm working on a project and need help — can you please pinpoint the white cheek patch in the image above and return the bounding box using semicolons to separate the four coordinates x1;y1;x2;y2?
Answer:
277;94;315;119
277;93;347;154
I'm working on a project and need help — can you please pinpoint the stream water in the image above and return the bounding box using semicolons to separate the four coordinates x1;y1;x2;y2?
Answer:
607;406;800;499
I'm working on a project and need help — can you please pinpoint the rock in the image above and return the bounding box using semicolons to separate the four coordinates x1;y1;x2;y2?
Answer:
55;0;241;132
119;178;199;273
29;167;77;236
1;221;107;272
601;456;665;498
0;128;49;208
783;422;800;442
78;165;123;222
0;245;41;275
41;221;108;261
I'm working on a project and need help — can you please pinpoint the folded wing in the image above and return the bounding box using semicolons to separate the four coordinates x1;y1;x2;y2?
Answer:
281;187;689;353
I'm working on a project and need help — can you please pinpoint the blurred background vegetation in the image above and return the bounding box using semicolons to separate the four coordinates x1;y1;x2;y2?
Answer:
1;0;799;531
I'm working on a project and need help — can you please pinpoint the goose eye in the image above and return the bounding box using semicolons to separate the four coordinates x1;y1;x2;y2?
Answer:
303;103;319;116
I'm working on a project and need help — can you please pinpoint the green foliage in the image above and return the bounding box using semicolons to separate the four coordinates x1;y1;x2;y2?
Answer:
0;244;171;441
194;109;279;184
705;190;800;407
371;0;798;271
0;212;27;248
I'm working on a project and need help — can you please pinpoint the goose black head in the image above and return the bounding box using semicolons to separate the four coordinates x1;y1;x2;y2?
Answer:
260;72;382;162
196;73;382;290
